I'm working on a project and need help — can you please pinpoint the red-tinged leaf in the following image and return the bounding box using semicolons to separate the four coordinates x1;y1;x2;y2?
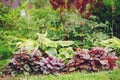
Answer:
100;60;109;65
34;55;42;61
49;0;66;10
67;67;76;72
49;0;100;18
79;62;92;71
66;47;119;72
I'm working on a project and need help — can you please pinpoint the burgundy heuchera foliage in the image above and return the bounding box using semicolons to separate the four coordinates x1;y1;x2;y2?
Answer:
2;48;64;75
2;47;119;75
65;47;119;72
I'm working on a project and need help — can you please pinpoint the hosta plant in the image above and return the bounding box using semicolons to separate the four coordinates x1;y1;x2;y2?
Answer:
57;47;74;61
100;37;120;56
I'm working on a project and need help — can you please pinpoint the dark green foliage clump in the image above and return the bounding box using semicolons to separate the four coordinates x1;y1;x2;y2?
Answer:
0;42;13;60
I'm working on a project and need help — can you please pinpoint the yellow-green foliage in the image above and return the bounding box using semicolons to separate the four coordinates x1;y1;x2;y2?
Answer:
100;37;120;55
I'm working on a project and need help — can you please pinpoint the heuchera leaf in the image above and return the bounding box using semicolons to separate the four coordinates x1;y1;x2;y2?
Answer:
2;49;64;75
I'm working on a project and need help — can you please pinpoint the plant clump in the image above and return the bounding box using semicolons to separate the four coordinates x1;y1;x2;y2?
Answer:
65;47;119;72
2;48;64;76
2;47;119;76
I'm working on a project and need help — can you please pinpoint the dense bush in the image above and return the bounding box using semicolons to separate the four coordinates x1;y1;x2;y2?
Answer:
0;3;19;27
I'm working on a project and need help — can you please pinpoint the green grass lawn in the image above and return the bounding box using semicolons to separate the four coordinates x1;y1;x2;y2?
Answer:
0;69;116;80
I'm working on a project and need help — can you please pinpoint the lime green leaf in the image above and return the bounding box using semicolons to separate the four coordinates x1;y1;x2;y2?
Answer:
17;39;38;50
56;41;74;47
42;38;57;48
45;48;57;56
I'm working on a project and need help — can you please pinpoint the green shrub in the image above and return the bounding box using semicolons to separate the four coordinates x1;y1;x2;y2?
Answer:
100;37;120;56
0;48;13;60
0;3;19;27
0;42;13;60
93;0;120;38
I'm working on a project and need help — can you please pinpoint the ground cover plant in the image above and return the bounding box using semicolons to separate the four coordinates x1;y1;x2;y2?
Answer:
1;46;119;76
66;47;119;72
2;48;64;76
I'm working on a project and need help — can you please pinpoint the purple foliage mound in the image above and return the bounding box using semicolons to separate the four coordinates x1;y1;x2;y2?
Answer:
65;47;119;72
2;49;64;76
2;47;119;76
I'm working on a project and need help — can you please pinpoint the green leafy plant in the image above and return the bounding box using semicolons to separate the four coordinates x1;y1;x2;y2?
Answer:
0;42;13;60
17;39;39;50
0;3;20;27
57;47;74;61
37;32;74;48
100;37;120;56
93;0;120;38
16;32;74;59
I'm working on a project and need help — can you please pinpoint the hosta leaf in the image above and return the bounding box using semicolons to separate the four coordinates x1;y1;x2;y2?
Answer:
57;54;66;60
45;48;57;56
58;52;73;60
58;47;74;60
37;32;47;43
100;37;120;48
17;39;38;50
42;38;57;48
56;41;74;47
46;42;57;48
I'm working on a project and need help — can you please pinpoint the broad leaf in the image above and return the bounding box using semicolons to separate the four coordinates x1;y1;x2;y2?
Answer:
45;48;57;56
56;41;74;47
17;39;38;50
